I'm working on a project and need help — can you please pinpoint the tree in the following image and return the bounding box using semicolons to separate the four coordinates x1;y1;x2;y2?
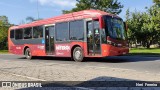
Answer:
138;5;160;48
26;16;36;23
153;0;160;6
26;16;43;23
144;5;160;48
126;9;145;47
0;16;13;50
126;5;160;48
62;0;123;15
0;16;9;25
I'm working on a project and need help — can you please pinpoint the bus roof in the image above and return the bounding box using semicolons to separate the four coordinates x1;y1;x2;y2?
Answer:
10;10;120;30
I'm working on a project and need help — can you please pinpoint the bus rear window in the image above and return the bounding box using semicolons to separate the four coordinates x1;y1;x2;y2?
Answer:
10;30;14;38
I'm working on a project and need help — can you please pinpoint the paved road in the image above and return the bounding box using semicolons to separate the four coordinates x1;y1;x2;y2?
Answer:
0;54;159;74
0;54;160;90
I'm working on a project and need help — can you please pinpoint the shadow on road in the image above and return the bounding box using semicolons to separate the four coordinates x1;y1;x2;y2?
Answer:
128;53;160;56
85;56;160;63
18;76;160;90
18;55;160;63
18;56;71;61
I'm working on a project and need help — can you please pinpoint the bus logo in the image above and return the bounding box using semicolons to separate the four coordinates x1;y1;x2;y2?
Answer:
56;45;70;51
2;82;12;88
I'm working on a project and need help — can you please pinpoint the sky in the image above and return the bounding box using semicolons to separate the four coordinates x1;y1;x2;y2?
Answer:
0;0;153;25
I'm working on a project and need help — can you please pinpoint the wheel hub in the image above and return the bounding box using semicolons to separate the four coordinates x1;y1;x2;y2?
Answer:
75;50;81;60
26;51;30;58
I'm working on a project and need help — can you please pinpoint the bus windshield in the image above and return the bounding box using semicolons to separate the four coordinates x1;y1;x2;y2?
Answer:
104;16;127;40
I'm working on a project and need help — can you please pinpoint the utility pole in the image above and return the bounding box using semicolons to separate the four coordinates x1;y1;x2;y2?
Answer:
37;0;40;20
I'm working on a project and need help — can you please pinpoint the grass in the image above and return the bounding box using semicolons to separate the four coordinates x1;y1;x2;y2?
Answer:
129;48;160;56
0;50;8;54
0;48;160;56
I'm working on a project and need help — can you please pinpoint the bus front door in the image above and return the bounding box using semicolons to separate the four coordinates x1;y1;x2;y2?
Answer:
87;20;101;56
45;25;55;55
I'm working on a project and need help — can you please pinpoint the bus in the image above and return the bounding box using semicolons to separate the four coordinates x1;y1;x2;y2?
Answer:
8;10;129;62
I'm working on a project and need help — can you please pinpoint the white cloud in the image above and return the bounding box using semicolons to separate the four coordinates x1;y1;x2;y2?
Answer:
30;0;76;7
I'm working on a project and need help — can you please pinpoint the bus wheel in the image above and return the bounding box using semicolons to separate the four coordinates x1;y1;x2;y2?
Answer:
73;47;84;62
25;48;32;60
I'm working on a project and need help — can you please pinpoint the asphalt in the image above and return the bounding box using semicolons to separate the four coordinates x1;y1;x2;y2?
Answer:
0;54;160;74
0;54;160;90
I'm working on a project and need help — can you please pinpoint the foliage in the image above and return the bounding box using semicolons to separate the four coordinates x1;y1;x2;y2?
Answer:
126;5;160;48
26;16;36;23
0;16;9;25
153;0;160;6
62;0;123;15
25;16;43;23
126;10;143;47
0;18;10;50
142;5;160;48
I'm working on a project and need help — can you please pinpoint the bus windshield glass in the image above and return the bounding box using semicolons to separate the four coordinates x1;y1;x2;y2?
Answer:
104;16;127;40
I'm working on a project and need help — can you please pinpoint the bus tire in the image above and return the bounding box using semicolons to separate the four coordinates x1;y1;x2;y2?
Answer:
73;47;84;62
25;48;32;60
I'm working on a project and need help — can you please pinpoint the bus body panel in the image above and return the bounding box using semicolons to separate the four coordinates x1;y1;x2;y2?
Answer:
10;45;24;55
101;44;129;57
54;43;71;57
28;44;46;56
9;10;111;30
8;10;129;60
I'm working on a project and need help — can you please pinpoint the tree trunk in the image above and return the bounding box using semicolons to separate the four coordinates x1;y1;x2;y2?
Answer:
147;44;150;49
146;42;151;49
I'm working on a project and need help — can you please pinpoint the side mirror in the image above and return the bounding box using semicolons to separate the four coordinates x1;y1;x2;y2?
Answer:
124;22;128;31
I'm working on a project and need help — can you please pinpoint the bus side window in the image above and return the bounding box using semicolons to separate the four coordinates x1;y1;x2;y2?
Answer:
55;22;69;41
15;29;23;40
70;20;84;41
33;26;43;38
24;27;32;39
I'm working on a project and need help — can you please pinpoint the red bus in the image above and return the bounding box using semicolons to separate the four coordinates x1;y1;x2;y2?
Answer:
8;10;129;62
